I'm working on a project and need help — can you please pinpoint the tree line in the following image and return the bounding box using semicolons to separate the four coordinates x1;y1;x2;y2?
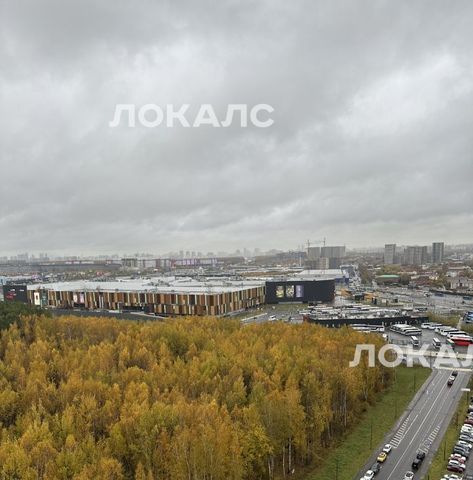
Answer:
0;313;391;479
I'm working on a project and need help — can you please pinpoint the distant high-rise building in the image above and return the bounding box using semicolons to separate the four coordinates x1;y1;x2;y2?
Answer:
404;246;428;266
307;246;321;260
384;244;396;265
321;246;346;259
432;242;445;264
315;245;346;269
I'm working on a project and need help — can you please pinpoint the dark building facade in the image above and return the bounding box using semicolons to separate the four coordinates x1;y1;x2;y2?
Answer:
2;284;28;303
265;279;335;304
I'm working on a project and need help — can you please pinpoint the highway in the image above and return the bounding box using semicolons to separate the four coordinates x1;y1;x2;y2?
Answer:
356;368;471;480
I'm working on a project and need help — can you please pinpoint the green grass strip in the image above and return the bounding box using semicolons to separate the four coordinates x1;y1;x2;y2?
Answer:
305;365;431;480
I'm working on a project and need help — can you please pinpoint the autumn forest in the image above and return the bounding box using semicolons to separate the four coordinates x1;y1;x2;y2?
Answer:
0;312;391;479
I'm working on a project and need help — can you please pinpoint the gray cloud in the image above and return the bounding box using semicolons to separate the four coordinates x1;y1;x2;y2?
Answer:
1;0;472;255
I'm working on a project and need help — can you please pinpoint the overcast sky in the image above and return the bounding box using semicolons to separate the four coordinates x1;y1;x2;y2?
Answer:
1;0;472;256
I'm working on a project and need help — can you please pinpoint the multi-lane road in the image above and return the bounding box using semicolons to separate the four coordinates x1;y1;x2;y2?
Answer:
356;368;471;480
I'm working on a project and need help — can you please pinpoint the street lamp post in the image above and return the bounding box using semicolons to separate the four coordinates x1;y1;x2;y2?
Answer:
370;419;373;450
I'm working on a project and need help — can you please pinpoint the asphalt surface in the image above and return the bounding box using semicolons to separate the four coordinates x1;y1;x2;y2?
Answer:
375;286;473;314
356;368;471;480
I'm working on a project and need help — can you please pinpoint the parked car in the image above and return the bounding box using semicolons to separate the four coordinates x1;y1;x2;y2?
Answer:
447;465;465;473
453;446;469;457
450;453;467;463
447;461;465;473
459;433;473;442
448;459;466;469
442;474;464;480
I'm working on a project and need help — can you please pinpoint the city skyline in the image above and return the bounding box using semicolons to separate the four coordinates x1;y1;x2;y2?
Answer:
2;239;472;261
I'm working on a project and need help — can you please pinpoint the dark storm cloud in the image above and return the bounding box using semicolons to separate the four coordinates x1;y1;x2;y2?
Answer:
0;0;472;255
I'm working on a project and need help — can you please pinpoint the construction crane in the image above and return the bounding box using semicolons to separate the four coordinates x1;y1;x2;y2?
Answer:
306;238;326;251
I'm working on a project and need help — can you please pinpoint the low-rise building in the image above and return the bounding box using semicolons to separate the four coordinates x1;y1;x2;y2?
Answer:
26;277;265;316
449;277;473;291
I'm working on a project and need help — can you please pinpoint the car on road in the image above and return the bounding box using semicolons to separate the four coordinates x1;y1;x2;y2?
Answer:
370;463;380;474
362;470;375;480
382;444;392;454
377;452;387;463
412;458;421;470
452;370;459;377
416;451;425;460
403;472;414;480
448;375;456;386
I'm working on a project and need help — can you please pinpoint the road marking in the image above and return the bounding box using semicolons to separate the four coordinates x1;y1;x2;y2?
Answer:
391;417;410;448
392;414;419;448
385;371;450;480
419;424;441;453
